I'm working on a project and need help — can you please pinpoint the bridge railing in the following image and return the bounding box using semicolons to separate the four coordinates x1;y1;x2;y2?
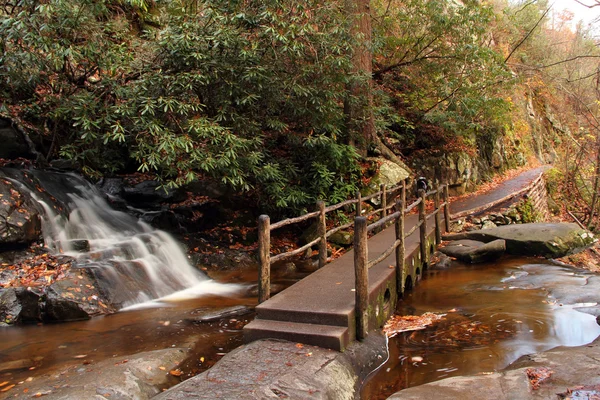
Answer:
257;181;407;303
353;185;450;340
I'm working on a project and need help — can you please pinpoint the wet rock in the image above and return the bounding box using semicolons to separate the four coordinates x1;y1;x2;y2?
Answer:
0;178;42;247
123;180;186;205
439;239;506;263
443;223;596;258
64;239;90;252
16;348;191;400
0;287;41;324
154;339;357;400
42;268;115;322
48;158;80;171
429;252;454;269
389;336;600;400
0;356;43;373
186;305;253;323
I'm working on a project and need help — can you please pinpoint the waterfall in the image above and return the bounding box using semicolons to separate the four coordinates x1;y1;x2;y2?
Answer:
3;169;241;309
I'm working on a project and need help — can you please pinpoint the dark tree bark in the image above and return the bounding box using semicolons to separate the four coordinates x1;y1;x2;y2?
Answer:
344;0;412;173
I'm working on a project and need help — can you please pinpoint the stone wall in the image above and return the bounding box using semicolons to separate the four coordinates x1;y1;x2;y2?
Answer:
453;173;550;232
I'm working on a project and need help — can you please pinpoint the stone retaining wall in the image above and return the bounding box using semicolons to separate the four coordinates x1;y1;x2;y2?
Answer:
454;173;550;231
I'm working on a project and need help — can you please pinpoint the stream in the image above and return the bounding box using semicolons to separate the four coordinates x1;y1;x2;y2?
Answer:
361;257;600;399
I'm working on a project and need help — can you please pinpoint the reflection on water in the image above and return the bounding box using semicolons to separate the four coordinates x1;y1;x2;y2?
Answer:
362;257;600;399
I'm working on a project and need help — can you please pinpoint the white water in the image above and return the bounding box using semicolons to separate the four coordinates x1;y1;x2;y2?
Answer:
35;186;241;308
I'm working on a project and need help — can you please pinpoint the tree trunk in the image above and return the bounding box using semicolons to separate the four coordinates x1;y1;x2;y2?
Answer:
345;0;375;155
344;0;412;175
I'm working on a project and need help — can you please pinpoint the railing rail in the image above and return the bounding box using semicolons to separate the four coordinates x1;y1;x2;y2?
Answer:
257;181;407;303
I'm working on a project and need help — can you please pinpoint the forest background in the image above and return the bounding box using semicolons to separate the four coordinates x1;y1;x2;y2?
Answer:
1;0;600;230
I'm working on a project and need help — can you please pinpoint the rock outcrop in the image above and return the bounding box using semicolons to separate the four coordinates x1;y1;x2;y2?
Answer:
443;223;595;258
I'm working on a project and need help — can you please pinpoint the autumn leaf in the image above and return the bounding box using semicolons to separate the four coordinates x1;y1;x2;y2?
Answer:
169;369;183;377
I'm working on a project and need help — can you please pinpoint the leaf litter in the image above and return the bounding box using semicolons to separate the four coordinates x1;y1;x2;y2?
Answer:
383;312;445;338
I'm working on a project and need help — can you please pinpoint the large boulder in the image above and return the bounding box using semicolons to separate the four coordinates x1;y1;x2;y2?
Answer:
443;223;595;258
0;178;42;247
439;239;506;263
369;157;410;188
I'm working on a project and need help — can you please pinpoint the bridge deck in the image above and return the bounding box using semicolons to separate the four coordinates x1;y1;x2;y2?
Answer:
244;214;428;350
244;167;548;351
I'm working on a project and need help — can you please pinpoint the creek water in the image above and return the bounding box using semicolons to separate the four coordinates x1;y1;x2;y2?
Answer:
361;257;600;399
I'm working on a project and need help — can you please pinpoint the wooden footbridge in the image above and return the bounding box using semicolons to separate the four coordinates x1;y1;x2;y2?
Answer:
243;168;548;351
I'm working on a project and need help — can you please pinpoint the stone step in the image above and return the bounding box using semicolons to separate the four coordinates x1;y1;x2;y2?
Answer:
243;319;352;352
255;301;354;328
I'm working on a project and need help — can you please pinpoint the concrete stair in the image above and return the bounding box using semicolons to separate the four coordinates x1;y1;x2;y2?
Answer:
243;319;351;352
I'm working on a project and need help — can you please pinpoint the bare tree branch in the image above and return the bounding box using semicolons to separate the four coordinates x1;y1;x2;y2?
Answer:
505;6;552;63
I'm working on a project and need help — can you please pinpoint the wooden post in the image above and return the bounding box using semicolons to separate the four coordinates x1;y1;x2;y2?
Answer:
258;215;271;303
395;198;405;295
434;188;441;245
354;216;369;340
380;183;387;221
317;200;327;268
356;190;362;217
418;189;428;265
402;179;406;207
443;184;450;233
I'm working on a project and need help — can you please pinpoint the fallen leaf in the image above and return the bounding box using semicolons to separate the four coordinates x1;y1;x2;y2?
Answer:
295;343;304;349
526;367;553;390
0;384;15;392
169;369;183;377
159;366;166;371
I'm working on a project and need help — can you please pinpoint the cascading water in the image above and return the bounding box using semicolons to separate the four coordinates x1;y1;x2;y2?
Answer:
2;168;241;308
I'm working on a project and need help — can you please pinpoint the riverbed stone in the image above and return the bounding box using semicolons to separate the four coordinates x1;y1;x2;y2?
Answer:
439;239;506;263
154;339;359;400
389;336;600;400
443;223;595;258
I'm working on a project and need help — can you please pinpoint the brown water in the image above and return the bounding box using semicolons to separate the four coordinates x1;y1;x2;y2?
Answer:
0;294;255;395
361;257;600;399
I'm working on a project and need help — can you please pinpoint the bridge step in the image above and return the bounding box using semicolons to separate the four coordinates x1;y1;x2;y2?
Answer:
243;319;351;352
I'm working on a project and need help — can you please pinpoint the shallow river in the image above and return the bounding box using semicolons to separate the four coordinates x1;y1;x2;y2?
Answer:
362;256;600;399
2;256;599;400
